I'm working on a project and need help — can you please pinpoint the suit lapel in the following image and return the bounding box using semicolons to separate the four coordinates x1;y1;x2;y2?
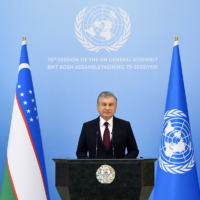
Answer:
93;117;107;151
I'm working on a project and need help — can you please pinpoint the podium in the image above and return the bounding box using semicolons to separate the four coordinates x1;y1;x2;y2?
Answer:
53;159;156;200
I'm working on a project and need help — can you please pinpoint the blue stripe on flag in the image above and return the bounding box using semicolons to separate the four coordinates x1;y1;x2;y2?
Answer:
19;44;29;65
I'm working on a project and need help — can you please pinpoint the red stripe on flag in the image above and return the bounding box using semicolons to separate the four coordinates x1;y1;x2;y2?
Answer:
7;156;18;200
16;93;48;200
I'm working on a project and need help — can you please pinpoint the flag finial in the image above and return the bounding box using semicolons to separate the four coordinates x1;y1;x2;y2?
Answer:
175;36;178;41
23;36;26;41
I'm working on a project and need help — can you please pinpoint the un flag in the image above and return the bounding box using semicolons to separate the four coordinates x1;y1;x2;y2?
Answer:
154;38;200;200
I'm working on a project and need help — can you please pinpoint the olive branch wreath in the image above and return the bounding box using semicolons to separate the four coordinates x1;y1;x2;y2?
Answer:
159;109;195;174
75;7;131;52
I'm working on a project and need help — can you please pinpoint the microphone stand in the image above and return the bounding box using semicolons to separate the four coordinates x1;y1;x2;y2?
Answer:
111;132;114;159
96;131;99;159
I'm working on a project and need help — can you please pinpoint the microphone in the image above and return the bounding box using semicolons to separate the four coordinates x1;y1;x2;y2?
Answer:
111;132;114;159
96;131;99;159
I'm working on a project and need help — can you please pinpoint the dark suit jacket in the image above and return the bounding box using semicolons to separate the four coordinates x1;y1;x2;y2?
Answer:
76;116;139;159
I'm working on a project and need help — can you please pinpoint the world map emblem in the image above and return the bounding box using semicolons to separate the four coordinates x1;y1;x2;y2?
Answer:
159;109;195;174
75;5;131;52
96;164;115;184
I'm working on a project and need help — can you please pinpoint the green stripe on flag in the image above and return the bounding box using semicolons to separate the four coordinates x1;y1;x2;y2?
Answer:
0;158;16;200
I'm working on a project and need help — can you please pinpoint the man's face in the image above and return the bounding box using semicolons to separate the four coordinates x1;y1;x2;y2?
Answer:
97;97;117;121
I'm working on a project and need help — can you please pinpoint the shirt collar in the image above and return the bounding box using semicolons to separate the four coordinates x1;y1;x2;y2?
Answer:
100;116;113;127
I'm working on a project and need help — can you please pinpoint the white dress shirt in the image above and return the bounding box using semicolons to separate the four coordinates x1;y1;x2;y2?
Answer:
99;116;113;140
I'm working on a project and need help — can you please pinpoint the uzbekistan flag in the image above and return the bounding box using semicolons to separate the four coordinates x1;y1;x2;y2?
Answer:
0;37;50;200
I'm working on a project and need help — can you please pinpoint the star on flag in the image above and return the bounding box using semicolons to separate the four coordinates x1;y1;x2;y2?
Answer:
26;109;31;113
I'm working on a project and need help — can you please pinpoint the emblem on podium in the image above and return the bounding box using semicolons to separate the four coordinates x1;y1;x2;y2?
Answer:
96;164;115;184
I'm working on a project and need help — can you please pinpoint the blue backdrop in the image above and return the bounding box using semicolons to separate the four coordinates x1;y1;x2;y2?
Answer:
1;0;200;199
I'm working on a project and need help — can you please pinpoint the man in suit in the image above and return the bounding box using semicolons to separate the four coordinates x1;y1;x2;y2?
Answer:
76;91;139;159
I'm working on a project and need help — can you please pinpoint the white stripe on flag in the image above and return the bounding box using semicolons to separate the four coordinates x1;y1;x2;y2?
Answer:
7;96;47;200
174;41;179;46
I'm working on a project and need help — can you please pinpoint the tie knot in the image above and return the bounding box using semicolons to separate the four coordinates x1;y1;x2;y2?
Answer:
104;122;109;128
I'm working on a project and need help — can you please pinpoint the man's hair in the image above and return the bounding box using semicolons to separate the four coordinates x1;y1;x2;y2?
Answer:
97;91;117;105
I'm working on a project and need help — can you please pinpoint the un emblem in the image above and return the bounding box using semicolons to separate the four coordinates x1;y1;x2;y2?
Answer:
75;5;131;52
159;109;195;174
96;164;115;184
